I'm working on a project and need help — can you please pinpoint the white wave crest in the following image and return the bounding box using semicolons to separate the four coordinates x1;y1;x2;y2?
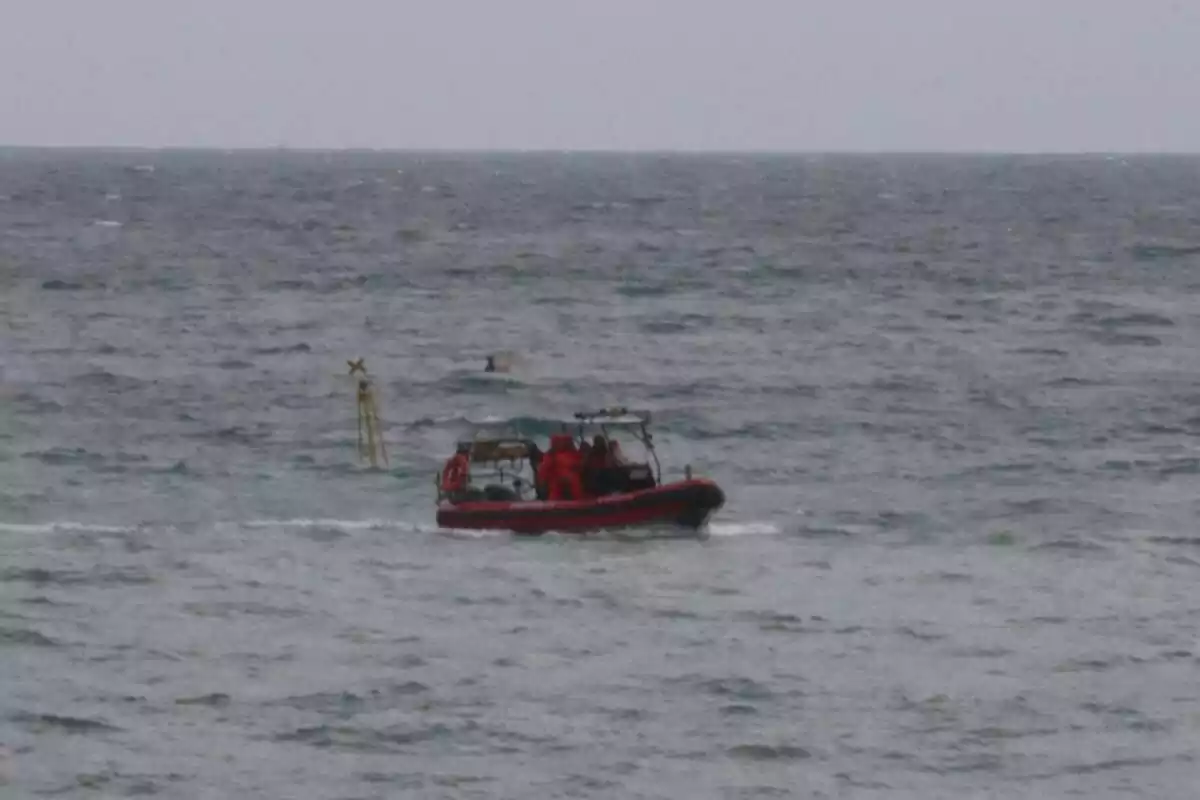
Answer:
235;518;434;533
0;521;139;535
706;521;781;536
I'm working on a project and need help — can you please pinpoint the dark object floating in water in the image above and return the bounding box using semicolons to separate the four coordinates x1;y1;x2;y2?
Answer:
41;279;84;291
483;351;516;373
1130;243;1200;261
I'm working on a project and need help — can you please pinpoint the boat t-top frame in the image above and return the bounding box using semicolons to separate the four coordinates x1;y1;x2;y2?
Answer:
570;407;661;485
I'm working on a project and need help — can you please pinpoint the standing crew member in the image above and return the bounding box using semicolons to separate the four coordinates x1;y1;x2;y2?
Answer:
441;443;471;499
538;434;586;501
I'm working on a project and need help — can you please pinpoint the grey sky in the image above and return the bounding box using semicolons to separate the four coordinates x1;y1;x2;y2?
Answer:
2;0;1198;151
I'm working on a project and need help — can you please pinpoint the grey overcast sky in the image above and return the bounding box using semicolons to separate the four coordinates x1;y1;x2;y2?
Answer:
2;0;1198;152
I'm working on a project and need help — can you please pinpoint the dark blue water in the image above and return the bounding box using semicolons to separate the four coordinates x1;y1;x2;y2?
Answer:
3;150;1200;797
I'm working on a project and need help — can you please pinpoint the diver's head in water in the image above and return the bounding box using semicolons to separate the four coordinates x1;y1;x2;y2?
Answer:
484;351;518;373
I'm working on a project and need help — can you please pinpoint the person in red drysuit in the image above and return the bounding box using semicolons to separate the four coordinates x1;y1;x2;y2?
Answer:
556;438;585;499
537;434;586;501
441;443;471;497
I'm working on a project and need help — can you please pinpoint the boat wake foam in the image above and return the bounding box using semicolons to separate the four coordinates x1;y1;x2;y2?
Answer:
235;518;436;533
706;521;781;537
1;517;782;540
0;521;145;536
0;519;436;537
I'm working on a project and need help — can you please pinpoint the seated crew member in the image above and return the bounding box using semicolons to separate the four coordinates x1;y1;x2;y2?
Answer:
441;443;471;499
608;438;629;466
584;435;609;471
526;441;543;476
583;435;619;495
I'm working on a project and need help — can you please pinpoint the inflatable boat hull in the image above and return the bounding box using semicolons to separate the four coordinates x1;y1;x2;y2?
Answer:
436;478;725;535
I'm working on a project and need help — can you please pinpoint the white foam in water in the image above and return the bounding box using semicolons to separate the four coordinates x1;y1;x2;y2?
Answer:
242;518;782;539
0;521;138;536
706;521;781;536
252;518;514;539
436;526;512;539
1;518;782;540
237;518;432;533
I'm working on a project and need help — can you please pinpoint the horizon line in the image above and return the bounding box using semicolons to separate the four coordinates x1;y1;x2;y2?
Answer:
2;144;1200;157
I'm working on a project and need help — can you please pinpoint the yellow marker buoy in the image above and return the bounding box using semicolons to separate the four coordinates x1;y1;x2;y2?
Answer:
349;358;388;468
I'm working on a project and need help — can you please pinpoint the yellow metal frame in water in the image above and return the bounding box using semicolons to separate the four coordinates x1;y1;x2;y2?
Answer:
348;358;388;468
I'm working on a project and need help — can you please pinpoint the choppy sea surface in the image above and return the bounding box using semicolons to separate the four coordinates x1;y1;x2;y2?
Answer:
4;150;1200;797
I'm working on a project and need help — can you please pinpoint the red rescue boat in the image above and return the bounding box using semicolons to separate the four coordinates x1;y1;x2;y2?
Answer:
434;409;725;535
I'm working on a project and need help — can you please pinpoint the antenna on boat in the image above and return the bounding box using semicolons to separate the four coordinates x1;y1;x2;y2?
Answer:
348;358;388;468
